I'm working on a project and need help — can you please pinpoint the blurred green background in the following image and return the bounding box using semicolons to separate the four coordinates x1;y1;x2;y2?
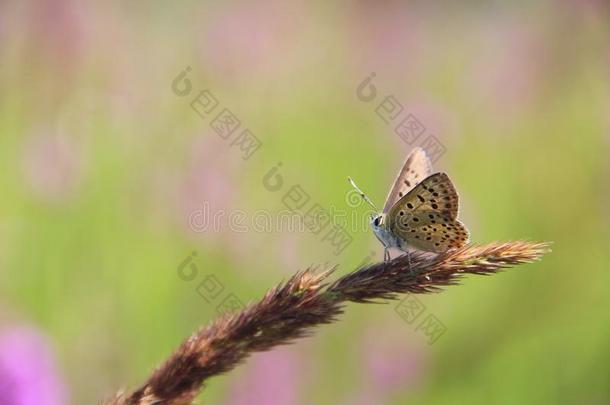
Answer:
1;1;609;404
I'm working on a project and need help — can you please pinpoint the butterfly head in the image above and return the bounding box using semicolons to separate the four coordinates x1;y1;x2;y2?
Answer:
371;213;383;229
348;177;393;244
371;212;388;235
370;212;398;249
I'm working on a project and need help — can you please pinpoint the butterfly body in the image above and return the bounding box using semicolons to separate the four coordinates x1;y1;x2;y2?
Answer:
371;214;408;252
350;148;470;263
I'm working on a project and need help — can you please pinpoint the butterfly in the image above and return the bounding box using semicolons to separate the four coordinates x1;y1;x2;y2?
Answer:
348;147;470;264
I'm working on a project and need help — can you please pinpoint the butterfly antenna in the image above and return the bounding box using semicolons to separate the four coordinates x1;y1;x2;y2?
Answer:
347;177;378;211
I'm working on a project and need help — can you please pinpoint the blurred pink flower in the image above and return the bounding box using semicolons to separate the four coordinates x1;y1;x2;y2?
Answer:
174;133;239;227
199;0;306;81
564;0;609;14
0;2;7;46
341;389;380;405
22;131;83;202
26;0;89;73
0;327;68;405
150;133;241;266
469;20;546;117
169;132;271;269
347;1;426;82
226;346;302;405
277;233;301;273
386;99;459;154
359;325;428;397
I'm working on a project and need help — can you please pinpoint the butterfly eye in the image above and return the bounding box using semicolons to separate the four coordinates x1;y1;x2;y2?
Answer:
373;217;380;227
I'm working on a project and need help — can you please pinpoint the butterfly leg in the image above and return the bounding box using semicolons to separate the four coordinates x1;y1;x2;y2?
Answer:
406;249;413;273
384;247;390;262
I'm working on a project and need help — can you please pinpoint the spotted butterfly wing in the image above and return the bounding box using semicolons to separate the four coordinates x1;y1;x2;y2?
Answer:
382;147;433;214
387;172;469;253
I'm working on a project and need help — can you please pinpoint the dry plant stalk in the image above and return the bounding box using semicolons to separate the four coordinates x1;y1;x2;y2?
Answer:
103;241;550;405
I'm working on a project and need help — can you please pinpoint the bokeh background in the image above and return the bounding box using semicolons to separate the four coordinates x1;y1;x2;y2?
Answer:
1;1;609;404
